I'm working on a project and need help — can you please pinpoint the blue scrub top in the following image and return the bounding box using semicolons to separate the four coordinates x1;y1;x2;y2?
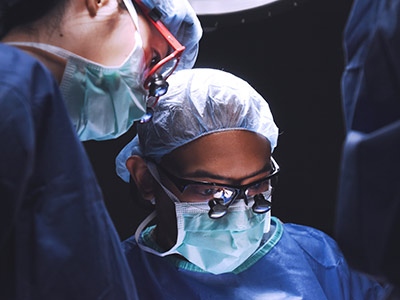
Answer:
336;0;400;288
0;44;137;299
123;217;389;300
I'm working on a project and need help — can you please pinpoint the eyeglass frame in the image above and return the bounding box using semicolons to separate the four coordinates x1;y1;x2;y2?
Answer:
133;0;186;90
155;156;280;202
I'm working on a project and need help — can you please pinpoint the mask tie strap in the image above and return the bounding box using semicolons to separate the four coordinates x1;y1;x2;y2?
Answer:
6;41;77;61
135;210;157;251
135;208;184;257
122;0;141;33
135;161;187;256
146;161;181;203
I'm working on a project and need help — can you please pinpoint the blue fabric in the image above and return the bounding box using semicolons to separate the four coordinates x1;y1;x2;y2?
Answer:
0;43;137;300
123;218;388;299
335;0;400;287
340;0;400;133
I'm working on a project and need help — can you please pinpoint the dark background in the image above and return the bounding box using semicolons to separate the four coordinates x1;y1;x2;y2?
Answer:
84;0;354;241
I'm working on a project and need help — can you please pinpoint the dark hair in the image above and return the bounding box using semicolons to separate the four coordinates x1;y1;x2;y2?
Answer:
0;0;68;38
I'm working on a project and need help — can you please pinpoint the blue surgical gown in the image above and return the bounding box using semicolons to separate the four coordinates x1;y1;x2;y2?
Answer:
0;43;137;299
123;217;388;299
335;0;400;288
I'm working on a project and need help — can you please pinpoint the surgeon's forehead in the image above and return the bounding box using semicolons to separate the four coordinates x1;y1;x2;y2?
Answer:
161;130;271;183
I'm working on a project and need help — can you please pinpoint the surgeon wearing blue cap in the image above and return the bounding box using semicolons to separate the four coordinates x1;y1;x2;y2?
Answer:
0;0;201;299
116;68;390;299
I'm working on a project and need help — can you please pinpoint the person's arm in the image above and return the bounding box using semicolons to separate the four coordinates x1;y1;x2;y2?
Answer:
0;84;34;250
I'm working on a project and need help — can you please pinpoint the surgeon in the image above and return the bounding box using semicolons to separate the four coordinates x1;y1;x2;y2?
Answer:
0;0;201;298
116;68;389;299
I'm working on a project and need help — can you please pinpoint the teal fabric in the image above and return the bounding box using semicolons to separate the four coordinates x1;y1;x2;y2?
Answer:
141;217;283;274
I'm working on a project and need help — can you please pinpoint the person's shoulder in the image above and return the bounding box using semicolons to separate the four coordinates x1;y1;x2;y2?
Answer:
0;43;42;66
283;222;336;243
0;43;58;98
121;235;140;254
283;222;344;268
121;235;149;267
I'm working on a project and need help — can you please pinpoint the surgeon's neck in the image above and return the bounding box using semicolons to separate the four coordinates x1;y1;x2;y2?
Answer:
154;218;178;252
151;185;180;251
2;29;67;83
154;229;171;251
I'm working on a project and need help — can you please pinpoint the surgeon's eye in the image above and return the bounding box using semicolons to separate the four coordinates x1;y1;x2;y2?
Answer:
199;187;220;197
150;50;161;69
247;180;270;196
185;185;222;199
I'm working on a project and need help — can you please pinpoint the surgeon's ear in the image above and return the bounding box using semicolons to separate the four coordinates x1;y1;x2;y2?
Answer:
126;155;155;201
86;0;109;17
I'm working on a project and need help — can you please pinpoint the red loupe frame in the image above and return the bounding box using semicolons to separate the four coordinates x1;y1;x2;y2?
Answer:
134;0;186;89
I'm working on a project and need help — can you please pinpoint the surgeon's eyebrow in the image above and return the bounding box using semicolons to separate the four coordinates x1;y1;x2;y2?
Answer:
182;161;272;183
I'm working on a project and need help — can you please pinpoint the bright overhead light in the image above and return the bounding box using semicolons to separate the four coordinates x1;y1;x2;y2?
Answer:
188;0;282;15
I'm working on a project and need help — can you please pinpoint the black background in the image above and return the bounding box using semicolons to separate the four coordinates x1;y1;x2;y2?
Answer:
84;0;354;241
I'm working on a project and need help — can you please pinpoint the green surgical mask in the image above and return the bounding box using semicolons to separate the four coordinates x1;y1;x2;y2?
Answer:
135;162;271;275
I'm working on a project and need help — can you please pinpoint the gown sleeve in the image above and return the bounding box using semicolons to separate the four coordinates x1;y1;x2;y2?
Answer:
0;44;138;300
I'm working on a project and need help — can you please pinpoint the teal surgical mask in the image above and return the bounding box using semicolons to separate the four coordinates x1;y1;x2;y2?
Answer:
7;0;148;141
135;162;271;275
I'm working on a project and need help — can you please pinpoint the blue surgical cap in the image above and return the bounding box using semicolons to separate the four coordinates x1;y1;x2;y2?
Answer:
140;0;202;70
116;68;279;182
